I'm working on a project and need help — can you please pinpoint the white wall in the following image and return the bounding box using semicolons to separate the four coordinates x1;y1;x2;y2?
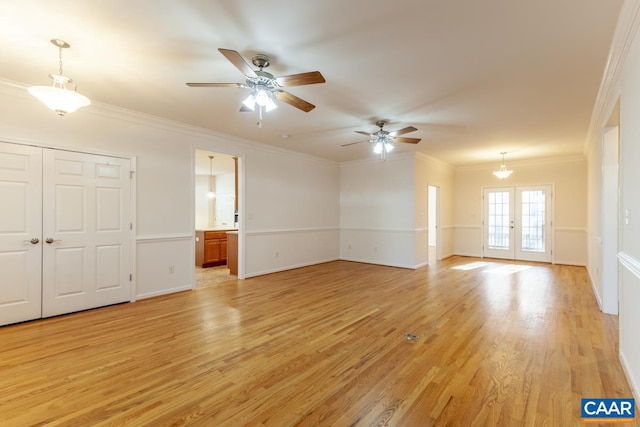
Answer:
243;147;340;276
195;174;213;229
214;172;234;228
617;14;640;402
340;154;416;268
454;156;588;264
0;80;340;295
339;152;454;269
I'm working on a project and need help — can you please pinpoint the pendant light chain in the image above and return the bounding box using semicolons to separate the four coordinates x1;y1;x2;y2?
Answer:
58;44;64;76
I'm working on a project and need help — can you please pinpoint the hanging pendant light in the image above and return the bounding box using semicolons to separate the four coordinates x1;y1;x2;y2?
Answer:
207;156;216;199
493;152;513;179
28;39;90;116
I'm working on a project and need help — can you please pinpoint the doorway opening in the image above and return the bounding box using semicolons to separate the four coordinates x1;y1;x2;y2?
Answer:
428;185;441;263
194;149;239;287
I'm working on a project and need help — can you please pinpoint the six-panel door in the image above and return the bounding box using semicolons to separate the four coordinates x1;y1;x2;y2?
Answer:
0;144;43;325
0;142;132;326
42;148;132;317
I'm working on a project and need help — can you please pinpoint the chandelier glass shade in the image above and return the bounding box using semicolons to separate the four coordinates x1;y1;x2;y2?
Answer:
28;39;90;116
493;152;513;179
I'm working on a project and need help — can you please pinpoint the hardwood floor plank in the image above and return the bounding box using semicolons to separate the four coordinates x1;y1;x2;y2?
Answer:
0;257;637;426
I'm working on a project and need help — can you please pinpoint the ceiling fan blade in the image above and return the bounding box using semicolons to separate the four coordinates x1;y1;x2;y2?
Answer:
389;126;418;137
355;131;371;136
186;82;244;88
393;137;421;144
341;140;367;147
276;71;326;87
239;104;253;112
275;91;316;112
218;48;257;78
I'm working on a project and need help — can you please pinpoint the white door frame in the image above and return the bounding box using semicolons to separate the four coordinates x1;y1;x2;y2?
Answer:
601;126;619;314
192;148;245;280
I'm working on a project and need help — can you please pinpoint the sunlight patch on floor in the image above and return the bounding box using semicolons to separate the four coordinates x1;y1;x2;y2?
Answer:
451;261;492;271
482;264;532;274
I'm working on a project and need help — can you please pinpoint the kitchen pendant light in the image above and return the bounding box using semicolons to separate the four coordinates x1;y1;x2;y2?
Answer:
207;155;216;199
28;39;90;116
493;152;513;179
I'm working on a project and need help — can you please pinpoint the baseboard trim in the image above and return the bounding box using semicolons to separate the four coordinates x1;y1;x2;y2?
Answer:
136;285;192;300
245;258;340;278
620;350;640;411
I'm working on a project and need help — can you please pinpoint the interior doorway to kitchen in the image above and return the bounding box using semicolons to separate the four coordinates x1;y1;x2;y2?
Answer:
194;149;240;287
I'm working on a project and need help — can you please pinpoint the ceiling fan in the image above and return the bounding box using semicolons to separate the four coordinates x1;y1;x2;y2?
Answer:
343;120;421;159
186;48;326;126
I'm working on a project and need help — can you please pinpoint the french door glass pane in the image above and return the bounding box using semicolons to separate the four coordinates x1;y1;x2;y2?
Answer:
521;190;545;252
488;191;510;249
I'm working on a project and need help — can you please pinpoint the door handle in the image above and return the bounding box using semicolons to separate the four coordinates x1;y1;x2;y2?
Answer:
45;238;62;244
23;238;40;244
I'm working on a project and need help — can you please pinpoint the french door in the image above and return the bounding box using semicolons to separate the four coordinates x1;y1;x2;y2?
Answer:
483;185;552;262
0;142;132;326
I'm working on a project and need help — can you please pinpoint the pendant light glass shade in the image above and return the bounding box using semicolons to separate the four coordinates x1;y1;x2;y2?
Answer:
28;39;90;116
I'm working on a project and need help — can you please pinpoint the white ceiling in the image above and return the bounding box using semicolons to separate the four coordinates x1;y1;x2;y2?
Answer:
0;0;623;166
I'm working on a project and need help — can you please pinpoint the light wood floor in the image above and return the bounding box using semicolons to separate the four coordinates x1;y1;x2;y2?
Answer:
1;257;637;426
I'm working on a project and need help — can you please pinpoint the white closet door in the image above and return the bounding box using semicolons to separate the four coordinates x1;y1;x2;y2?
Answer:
42;149;131;317
0;143;43;326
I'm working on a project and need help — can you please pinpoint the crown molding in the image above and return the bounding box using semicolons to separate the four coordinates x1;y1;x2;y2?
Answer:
585;0;640;153
455;154;586;171
0;77;339;169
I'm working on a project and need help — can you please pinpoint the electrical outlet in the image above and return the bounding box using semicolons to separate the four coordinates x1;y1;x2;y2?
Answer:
168;265;175;274
275;251;279;258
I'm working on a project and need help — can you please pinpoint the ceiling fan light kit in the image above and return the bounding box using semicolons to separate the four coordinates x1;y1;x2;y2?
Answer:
28;39;90;116
493;152;514;179
342;120;421;160
187;48;325;128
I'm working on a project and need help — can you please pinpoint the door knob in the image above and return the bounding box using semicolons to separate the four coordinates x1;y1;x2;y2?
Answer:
23;238;40;244
45;238;61;244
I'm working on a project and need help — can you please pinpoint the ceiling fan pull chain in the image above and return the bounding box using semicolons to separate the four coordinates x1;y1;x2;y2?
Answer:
258;105;263;128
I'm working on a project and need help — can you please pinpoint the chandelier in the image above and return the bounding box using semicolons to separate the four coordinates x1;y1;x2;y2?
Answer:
493;152;513;179
28;39;90;116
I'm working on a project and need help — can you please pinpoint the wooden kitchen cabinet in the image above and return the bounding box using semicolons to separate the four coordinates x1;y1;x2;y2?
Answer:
196;230;231;267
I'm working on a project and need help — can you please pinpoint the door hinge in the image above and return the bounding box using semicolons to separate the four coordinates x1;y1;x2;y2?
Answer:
130;171;135;179
130;222;133;230
129;274;133;281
